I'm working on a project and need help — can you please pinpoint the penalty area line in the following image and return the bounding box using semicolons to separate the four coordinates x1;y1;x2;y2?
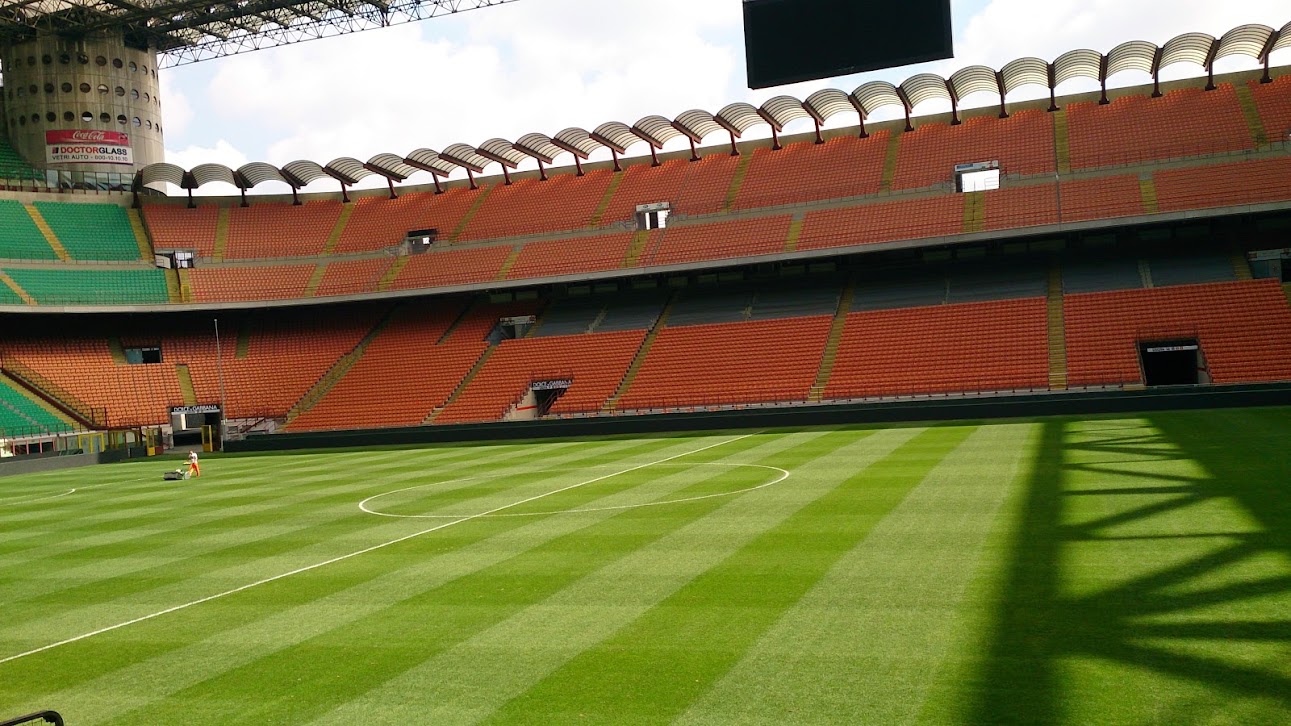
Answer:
0;433;753;667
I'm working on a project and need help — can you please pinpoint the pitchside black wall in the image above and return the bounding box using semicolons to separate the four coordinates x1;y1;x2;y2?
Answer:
228;384;1291;453
743;0;954;88
0;446;148;478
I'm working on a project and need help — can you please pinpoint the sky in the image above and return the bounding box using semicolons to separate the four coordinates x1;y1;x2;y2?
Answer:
158;0;1290;194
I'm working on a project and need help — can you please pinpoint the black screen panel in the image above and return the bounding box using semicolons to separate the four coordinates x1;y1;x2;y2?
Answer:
744;0;953;89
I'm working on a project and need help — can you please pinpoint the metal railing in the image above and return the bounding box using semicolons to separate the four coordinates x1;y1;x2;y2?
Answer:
0;166;133;195
0;711;64;726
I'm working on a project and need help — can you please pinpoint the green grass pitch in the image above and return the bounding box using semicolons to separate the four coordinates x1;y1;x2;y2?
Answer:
1;408;1288;724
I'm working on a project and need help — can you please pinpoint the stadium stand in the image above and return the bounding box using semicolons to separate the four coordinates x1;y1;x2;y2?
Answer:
141;204;220;257
1248;75;1291;142
289;299;544;430
337;188;483;253
734;133;889;208
981;184;1059;230
0;280;25;306
824;297;1050;398
2;335;185;427
749;283;840;319
0;68;1289;438
0;376;71;434
187;310;382;419
458;171;615;241
893;111;1054;190
314;258;393;298
0;134;41;183
33;202;141;261
188;265;315;302
434;329;646;423
595;292;669;332
1153;156;1291;211
1061;258;1144;294
1058;176;1147;222
1066;85;1253;169
797;195;963;250
3;267;168;305
946;263;1047;303
336;195;420;253
1;309;382;427
646;216;792;266
0;201;59;260
1064;279;1291;386
850;274;947;311
285;302;477;430
224;200;342;258
1146;254;1236;287
338;192;440;252
506;233;634;280
530;297;607;337
666;288;754;326
671;154;748;215
616;316;832;410
597;158;693;223
388;245;513;290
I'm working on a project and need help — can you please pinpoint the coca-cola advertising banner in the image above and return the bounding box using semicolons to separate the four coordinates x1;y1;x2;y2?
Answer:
45;130;133;165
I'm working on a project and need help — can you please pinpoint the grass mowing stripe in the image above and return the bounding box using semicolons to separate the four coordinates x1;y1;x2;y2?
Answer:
0;437;659;590
0;438;681;656
0;453;449;567
68;431;805;718
0;437;695;709
481;425;976;724
0;451;412;552
676;422;1037;725
305;429;901;726
0;434;752;673
74;433;808;725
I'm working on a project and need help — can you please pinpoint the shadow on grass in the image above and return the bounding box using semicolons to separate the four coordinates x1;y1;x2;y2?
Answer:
969;411;1291;724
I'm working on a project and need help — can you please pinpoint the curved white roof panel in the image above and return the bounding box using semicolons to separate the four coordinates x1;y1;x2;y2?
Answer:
138;23;1287;192
404;149;456;177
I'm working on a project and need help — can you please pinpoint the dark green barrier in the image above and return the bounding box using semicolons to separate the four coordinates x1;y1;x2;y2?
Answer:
227;383;1291;453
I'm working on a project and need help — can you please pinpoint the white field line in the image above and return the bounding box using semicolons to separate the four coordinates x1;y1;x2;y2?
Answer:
359;462;790;519
0;475;161;509
0;433;753;666
0;488;77;506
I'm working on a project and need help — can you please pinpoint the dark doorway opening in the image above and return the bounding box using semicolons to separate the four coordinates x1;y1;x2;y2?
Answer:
531;378;572;417
1140;340;1204;386
534;387;567;417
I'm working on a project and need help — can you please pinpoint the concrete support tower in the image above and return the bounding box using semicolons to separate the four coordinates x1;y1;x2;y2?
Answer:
2;31;165;174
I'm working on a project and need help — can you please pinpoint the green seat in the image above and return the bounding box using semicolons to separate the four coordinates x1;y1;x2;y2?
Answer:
4;267;169;305
34;202;141;261
0;379;71;435
0;280;24;305
0;134;42;181
0;201;58;261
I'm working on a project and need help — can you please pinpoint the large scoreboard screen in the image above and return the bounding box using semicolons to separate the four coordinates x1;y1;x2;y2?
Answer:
743;0;953;89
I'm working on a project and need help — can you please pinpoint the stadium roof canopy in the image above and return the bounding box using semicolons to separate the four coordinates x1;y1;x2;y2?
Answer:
138;20;1291;199
0;0;517;67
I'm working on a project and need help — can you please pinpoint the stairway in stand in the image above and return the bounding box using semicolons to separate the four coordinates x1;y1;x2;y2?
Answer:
808;280;855;402
425;345;496;423
602;294;675;411
1047;265;1068;390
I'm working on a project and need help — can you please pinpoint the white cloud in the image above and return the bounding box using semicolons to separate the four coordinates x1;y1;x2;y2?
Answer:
163;139;250;195
158;72;195;141
166;138;248;170
204;0;742;169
